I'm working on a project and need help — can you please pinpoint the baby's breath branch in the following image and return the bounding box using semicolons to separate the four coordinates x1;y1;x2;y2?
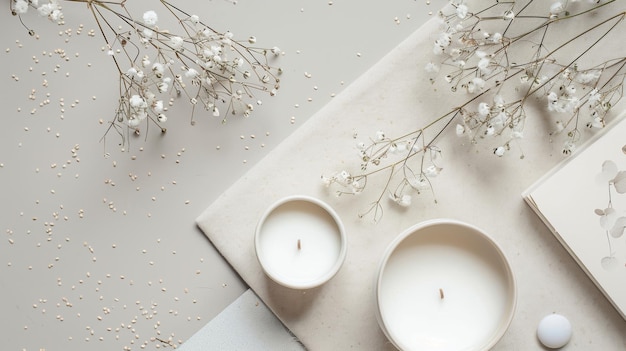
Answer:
160;0;282;86
86;2;123;74
11;6;36;36
526;11;625;99
13;0;283;152
506;0;617;44
325;0;626;221
552;0;617;23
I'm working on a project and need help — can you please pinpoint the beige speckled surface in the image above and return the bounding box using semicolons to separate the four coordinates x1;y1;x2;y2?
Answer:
197;4;626;350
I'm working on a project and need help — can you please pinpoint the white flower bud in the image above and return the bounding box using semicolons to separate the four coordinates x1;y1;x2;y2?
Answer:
143;10;158;26
494;146;506;157
456;124;465;136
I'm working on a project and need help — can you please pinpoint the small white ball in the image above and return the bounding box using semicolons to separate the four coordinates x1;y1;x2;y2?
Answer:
537;314;572;349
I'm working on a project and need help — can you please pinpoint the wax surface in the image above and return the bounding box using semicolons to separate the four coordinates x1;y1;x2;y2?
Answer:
378;223;515;350
257;200;343;287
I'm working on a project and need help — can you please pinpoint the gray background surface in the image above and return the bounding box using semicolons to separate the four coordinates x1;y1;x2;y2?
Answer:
1;1;434;349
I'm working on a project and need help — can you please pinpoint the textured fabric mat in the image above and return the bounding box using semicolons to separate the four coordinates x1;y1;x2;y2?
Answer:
196;6;626;350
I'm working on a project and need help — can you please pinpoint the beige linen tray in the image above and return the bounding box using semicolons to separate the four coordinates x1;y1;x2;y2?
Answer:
196;7;626;350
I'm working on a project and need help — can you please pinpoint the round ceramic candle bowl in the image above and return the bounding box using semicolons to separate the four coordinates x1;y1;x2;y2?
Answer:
375;219;516;351
255;195;347;290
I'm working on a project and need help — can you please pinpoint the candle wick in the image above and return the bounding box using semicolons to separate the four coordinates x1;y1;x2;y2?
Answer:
297;239;301;251
439;288;444;300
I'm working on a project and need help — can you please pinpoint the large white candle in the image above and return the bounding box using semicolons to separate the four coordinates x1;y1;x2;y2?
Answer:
376;219;516;351
255;196;347;289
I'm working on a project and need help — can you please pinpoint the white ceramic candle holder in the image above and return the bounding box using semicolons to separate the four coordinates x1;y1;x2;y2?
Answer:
255;195;347;289
375;219;516;351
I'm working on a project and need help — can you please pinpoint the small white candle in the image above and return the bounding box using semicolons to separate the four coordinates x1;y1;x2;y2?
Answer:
376;219;516;351
255;196;347;289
